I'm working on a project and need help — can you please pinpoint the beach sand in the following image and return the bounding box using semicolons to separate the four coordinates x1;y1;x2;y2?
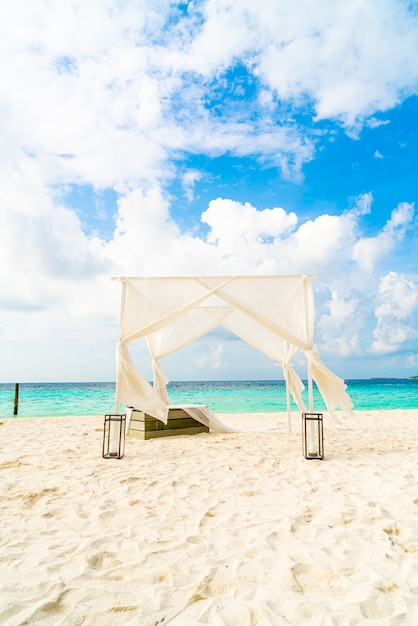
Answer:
0;410;417;625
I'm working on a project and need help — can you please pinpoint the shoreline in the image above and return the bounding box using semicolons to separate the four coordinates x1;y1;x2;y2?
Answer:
1;410;418;624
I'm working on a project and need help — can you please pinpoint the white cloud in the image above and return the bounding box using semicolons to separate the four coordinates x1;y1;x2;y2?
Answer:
202;198;297;247
378;272;418;318
195;344;224;370
316;291;362;358
353;235;391;273
351;192;373;217
175;0;254;75
0;155;109;305
260;204;366;279
107;187;181;272
246;0;418;126
374;150;383;159
372;272;418;353
182;170;203;201
3;0;416;196
352;202;415;272
103;190;397;287
367;117;390;129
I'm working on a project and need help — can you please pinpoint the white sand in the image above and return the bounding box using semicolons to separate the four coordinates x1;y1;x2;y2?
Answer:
0;410;417;626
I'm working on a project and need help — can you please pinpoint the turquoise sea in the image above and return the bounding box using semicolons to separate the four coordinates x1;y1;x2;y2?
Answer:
0;379;417;418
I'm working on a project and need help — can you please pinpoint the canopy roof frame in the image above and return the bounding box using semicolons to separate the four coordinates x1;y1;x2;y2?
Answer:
112;275;355;426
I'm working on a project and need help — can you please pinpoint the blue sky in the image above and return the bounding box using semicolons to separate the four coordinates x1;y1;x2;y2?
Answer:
1;0;418;383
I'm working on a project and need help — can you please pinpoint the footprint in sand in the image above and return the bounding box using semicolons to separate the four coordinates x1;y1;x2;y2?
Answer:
120;477;141;484
290;563;352;596
0;459;26;469
383;524;401;536
20;487;59;508
360;592;396;619
88;551;122;570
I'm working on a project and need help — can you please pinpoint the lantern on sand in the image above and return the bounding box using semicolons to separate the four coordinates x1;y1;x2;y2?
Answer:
302;412;324;460
103;414;126;459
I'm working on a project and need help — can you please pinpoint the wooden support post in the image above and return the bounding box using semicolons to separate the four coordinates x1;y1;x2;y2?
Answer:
14;383;19;415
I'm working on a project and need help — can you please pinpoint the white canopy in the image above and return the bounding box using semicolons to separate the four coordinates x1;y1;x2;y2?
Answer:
113;275;355;425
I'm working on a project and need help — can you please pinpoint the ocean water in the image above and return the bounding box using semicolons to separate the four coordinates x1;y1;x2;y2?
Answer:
0;379;417;419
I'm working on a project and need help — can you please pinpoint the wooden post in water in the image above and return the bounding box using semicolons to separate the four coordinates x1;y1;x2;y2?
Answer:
14;383;19;415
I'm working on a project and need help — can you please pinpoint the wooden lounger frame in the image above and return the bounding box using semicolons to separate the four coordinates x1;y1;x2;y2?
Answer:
128;408;209;440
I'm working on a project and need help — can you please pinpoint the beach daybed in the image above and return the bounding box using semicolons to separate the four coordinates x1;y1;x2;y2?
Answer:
127;406;209;440
126;403;286;439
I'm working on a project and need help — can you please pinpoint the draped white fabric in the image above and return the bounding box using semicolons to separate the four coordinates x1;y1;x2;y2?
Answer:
307;351;356;422
114;275;354;423
115;342;168;422
179;405;285;433
282;361;307;412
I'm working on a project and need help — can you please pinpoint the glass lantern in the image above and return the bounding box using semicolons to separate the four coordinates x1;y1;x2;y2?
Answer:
103;414;126;459
302;412;324;460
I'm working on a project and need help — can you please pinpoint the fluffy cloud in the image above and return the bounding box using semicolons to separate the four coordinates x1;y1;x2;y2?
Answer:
316;291;363;359
168;0;418;126
182;170;203;201
372;272;418;353
250;0;418;126
3;0;417;192
202;198;297;245
353;202;414;272
0;156;108;307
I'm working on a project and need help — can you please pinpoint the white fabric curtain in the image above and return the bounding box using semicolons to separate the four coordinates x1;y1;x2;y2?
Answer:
115;278;235;420
114;275;354;423
282;360;307;413
115;342;168;422
307;351;356;421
